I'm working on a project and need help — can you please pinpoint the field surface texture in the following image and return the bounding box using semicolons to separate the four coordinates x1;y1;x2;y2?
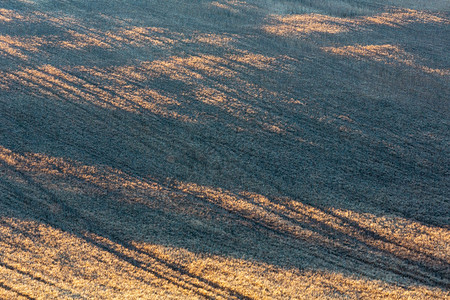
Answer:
0;0;449;299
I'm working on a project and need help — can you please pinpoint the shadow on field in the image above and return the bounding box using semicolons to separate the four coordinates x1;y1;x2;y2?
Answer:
1;0;449;298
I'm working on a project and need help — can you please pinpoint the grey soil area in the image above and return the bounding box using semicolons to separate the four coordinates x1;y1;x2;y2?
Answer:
0;0;449;299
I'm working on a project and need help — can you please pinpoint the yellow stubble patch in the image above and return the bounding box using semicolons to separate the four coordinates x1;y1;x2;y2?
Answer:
59;30;111;49
0;146;448;298
264;13;350;37
322;44;450;75
188;33;234;47
1;63;196;122
363;8;449;27
264;8;449;38
109;26;177;48
0;35;44;60
0;8;25;22
210;1;240;14
0;217;214;299
1;215;446;299
0;146;169;207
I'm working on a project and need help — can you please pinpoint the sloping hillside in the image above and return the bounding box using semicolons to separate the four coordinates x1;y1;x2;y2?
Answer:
0;0;449;298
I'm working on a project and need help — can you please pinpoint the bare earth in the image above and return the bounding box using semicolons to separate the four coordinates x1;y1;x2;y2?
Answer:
0;0;449;299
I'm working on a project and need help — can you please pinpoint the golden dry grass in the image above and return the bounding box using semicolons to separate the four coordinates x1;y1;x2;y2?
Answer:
263;8;449;38
1;0;449;299
1;146;449;298
322;44;450;76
